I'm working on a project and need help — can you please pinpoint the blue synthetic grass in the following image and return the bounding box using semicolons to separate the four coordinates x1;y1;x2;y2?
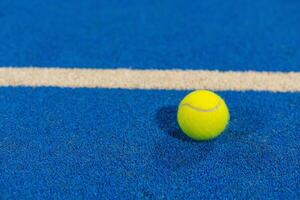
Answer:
0;0;299;198
0;0;300;71
0;87;299;199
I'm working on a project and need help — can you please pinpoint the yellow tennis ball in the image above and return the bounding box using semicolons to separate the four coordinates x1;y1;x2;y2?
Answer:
177;90;230;141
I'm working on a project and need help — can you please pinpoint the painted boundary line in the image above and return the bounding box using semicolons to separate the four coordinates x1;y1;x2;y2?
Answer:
0;67;299;92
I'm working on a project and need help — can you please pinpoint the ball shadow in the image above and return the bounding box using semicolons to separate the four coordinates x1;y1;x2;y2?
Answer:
153;106;216;170
155;106;193;142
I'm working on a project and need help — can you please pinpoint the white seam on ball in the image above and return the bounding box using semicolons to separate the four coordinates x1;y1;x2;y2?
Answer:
181;100;221;113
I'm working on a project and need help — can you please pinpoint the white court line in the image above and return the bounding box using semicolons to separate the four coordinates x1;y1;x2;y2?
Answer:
0;67;299;92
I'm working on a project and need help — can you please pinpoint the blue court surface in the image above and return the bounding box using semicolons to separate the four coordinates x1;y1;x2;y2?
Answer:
0;0;300;199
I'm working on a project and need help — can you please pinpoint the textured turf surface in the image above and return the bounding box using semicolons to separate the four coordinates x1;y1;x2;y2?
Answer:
0;0;299;198
0;0;300;71
0;88;299;199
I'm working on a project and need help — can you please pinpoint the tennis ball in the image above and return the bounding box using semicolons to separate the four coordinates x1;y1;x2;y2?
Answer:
177;90;229;141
